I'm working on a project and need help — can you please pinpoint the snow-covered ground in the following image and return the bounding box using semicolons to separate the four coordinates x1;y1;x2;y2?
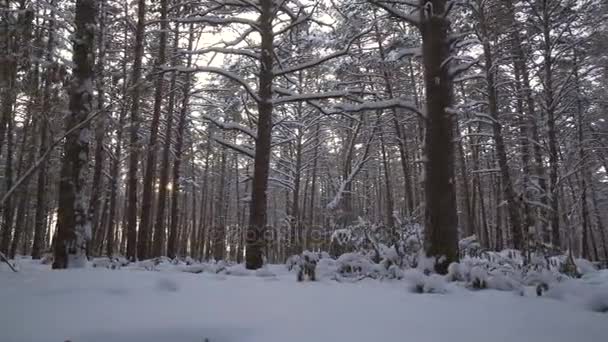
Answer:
1;259;607;342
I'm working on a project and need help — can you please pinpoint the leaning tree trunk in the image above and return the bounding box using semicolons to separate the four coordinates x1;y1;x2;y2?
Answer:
246;0;274;270
52;0;96;269
421;0;459;273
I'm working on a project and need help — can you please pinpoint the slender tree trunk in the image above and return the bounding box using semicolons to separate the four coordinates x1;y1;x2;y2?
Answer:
31;0;56;260
590;175;608;261
197;129;212;260
377;111;395;229
308;123;320;229
213;146;227;261
506;0;548;244
106;5;130;257
142;0;170;258
10;115;35;258
167;27;194;259
540;2;561;249
478;11;523;250
0;110;14;254
89;0;107;256
153;23;180;258
125;0;146;261
572;46;591;260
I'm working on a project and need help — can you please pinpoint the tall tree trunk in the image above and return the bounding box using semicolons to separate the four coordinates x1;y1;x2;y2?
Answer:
142;0;169;258
0;109;14;254
153;22;180;258
196;129;213;260
373;22;414;217
125;0;146;261
106;4;130;257
31;0;57;259
246;0;274;269
167;27;194;259
10;113;35;258
477;8;523;250
377;111;395;229
506;0;548;244
308;123;320;229
213;146;227;261
52;0;96;269
540;1;561;249
421;0;459;273
89;0;107;256
573;45;590;260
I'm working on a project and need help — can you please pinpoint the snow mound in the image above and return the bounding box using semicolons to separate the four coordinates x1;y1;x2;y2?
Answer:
255;267;276;278
403;269;447;294
157;277;179;292
225;264;252;276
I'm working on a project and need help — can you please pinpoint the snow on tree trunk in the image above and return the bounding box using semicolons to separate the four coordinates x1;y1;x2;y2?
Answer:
246;0;274;270
52;0;96;269
420;0;459;274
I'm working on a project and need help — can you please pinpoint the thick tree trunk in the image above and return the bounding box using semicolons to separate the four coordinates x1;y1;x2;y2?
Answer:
246;0;274;269
52;0;96;269
421;0;459;273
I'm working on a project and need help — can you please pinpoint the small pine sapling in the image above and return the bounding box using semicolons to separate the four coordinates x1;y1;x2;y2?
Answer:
297;254;317;282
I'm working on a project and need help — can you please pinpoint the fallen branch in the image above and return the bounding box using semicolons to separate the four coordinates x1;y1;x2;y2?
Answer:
0;251;18;272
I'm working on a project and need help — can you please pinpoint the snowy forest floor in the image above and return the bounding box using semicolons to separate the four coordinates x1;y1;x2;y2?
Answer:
1;258;607;342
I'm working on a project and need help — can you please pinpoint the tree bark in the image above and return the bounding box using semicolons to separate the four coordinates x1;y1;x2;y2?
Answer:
125;0;146;261
421;0;459;273
167;27;194;259
52;0;96;269
142;0;170;258
246;0;274;269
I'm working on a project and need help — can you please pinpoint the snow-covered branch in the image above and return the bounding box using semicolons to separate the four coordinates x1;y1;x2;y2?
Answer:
273;28;373;77
214;137;255;159
368;0;420;28
333;98;424;118
164;66;261;103
202;114;257;140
